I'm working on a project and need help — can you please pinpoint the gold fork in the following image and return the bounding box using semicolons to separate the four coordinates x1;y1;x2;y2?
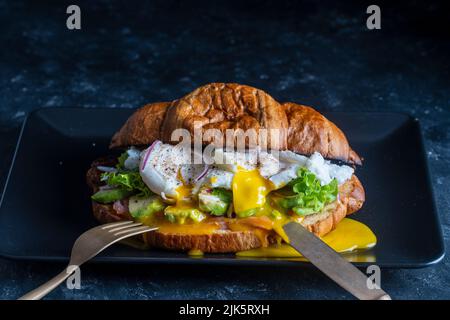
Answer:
19;221;157;300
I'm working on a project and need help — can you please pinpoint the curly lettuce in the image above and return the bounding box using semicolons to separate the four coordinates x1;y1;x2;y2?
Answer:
278;168;338;216
95;151;153;200
101;171;152;198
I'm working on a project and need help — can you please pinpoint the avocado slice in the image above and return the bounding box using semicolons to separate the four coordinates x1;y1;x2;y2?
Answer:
91;188;133;204
198;188;232;216
128;195;166;219
164;206;206;224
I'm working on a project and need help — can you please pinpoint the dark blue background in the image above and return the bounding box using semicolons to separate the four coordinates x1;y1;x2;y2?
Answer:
0;0;449;299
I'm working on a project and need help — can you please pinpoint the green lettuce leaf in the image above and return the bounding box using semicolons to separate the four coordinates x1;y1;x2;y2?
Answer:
101;171;152;198
279;168;338;216
99;151;153;197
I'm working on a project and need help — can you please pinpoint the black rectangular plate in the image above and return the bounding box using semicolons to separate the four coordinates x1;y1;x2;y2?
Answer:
0;108;445;268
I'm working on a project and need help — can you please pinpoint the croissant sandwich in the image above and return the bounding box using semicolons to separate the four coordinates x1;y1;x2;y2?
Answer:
86;83;365;253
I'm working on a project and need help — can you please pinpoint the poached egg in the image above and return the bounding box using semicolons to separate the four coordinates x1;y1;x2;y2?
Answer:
138;141;354;215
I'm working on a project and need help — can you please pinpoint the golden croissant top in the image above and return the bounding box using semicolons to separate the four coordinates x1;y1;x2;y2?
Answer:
110;83;361;165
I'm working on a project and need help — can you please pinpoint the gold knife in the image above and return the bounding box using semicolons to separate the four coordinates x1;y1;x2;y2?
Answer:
283;222;391;300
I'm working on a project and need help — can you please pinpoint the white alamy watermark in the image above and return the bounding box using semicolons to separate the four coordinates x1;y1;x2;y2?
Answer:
366;5;381;30
66;5;81;30
65;5;380;31
366;264;381;290
66;265;81;290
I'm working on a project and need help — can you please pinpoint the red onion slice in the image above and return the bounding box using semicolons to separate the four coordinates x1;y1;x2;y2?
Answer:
140;140;159;171
195;165;209;182
113;200;129;215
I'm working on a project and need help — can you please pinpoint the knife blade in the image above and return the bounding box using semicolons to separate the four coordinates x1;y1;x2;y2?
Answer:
283;222;391;300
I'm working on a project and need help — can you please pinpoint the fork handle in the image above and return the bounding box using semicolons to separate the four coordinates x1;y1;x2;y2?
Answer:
18;268;74;300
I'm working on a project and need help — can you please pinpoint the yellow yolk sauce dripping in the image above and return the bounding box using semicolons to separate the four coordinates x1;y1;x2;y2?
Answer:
230;169;377;257
142;170;221;236
138;166;377;258
229;168;278;246
236;218;377;258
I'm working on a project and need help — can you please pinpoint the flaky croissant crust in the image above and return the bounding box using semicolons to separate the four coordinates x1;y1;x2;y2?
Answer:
110;83;361;164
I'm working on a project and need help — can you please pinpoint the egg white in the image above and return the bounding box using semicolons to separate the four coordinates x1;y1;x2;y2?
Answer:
137;142;354;199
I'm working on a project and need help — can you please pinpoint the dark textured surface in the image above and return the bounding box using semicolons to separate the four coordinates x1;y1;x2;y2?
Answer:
0;0;449;300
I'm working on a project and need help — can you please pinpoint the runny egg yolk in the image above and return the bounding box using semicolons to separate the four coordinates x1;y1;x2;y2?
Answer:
232;168;275;215
175;184;192;204
173;169;195;208
210;176;218;184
